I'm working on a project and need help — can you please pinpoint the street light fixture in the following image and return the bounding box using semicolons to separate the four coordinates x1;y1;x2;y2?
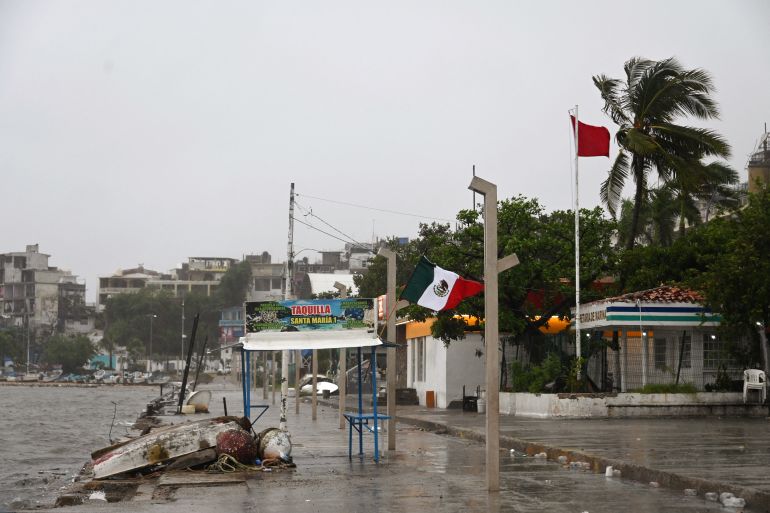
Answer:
147;314;157;373
181;299;186;374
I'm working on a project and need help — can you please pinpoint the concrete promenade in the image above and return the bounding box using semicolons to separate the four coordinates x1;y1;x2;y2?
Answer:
21;378;768;513
388;402;770;509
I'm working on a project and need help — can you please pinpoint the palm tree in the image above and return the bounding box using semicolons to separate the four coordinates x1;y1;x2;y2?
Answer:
668;160;739;236
617;188;678;247
593;57;731;249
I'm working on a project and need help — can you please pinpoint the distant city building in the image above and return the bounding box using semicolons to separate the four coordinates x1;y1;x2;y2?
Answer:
0;244;90;336
295;272;358;299
245;252;285;302
97;265;166;310
217;306;243;370
344;242;377;273
291;240;407;299
97;257;237;309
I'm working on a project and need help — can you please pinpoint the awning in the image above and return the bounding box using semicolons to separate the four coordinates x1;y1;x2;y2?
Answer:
240;330;382;351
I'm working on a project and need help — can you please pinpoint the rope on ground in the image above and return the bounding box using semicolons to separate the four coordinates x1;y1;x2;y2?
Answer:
206;454;296;473
206;454;260;473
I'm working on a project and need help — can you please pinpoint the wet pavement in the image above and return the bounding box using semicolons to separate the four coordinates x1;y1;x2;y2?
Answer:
389;404;770;493
22;379;765;512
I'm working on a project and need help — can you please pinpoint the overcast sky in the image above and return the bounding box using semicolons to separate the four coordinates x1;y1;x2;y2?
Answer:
1;0;769;302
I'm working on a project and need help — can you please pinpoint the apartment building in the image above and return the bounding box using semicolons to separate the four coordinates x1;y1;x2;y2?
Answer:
0;244;88;335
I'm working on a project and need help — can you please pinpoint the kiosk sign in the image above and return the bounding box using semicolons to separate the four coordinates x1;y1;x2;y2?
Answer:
245;298;375;333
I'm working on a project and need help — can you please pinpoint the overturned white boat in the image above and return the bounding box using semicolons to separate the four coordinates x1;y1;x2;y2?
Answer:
92;417;247;479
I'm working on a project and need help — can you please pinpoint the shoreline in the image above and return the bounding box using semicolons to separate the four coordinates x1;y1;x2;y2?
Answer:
0;381;162;388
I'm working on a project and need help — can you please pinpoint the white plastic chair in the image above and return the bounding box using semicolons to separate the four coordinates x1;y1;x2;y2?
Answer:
743;369;766;403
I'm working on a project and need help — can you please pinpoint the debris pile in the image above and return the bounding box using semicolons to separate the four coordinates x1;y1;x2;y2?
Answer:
90;416;293;480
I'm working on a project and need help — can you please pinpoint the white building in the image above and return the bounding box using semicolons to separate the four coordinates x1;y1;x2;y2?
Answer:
574;285;745;391
405;318;486;408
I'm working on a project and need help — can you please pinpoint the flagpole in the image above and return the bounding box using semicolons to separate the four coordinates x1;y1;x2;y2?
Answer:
574;105;581;379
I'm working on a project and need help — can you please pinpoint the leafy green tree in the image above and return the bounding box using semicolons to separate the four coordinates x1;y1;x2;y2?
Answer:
617;214;733;293
104;288;220;361
356;196;618;344
42;334;96;373
594;57;730;249
216;261;252;308
0;328;25;365
125;337;145;371
694;190;770;360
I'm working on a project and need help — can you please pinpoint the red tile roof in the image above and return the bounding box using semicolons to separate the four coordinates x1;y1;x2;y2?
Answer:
604;285;704;304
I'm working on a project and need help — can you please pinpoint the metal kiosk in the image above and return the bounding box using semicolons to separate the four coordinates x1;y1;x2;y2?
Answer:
239;298;388;461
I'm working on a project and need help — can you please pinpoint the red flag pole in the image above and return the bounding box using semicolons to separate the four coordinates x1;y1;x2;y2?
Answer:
573;105;582;378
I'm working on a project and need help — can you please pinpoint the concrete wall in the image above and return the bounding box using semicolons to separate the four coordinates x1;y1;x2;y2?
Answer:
407;333;487;408
445;333;486;408
407;335;447;407
500;392;766;418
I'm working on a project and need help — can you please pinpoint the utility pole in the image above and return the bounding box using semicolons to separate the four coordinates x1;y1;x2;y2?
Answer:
281;182;295;431
469;175;519;492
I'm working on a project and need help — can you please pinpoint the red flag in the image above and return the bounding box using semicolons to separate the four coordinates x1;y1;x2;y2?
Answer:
570;115;610;157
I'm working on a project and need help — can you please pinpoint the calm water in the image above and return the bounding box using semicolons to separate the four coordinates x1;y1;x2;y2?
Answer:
0;384;158;510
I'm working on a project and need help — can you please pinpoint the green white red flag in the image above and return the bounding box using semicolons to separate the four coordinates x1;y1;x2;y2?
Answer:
400;256;483;311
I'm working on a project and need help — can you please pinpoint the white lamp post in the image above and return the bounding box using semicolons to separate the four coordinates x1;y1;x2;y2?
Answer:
147;314;157;372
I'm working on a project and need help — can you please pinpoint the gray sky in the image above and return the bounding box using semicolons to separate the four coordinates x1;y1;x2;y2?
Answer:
1;0;769;302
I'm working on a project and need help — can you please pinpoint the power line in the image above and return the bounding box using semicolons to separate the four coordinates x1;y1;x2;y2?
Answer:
295;193;454;223
292;216;369;250
294;200;369;250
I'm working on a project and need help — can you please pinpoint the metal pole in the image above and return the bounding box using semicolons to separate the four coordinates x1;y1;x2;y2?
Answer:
371;345;380;462
621;330;628;392
149;315;153;372
759;323;769;378
26;312;30;376
312;349;318;421
574;105;582;376
469;175;500;492
148;314;156;373
295;349;301;414
334;282;348;429
638;300;647;387
262;351;268;399
758;323;769;413
272;351;277;405
181;299;185;375
378;247;398;451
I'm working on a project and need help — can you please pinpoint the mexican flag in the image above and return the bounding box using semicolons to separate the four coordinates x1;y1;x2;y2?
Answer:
400;256;484;311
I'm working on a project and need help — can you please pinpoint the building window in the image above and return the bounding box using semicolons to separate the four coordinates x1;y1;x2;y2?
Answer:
254;278;270;291
654;338;667;370
703;334;724;370
271;278;282;290
678;335;691;369
413;336;426;382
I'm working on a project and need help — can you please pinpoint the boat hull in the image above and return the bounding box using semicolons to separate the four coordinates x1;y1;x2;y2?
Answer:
92;418;242;479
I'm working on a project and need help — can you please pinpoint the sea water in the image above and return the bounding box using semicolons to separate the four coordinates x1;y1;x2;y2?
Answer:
0;384;157;510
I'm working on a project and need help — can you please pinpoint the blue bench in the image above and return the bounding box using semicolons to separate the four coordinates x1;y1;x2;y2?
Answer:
343;412;391;461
